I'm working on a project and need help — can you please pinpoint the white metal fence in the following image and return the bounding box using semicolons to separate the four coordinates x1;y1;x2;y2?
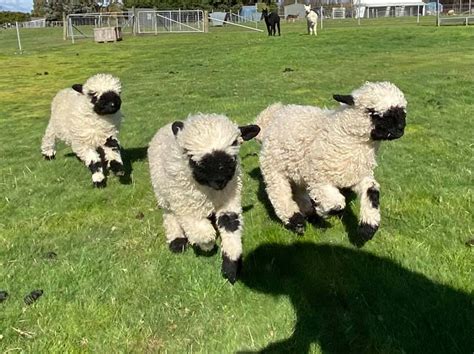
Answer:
137;10;204;34
67;12;134;40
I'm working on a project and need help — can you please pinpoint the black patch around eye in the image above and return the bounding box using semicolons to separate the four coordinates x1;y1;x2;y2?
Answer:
188;151;236;190
89;93;98;104
367;106;406;141
92;91;121;115
232;139;239;146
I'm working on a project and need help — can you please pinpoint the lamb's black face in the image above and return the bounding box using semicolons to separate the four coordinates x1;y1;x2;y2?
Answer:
369;106;406;141
91;91;121;115
189;150;237;190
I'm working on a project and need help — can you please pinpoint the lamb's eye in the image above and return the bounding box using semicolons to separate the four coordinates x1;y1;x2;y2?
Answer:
88;92;98;104
231;139;239;146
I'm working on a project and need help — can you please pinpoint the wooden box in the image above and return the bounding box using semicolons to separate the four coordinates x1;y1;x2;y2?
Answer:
93;27;122;43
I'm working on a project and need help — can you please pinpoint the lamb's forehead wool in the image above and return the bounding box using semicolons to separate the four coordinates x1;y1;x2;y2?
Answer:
83;73;121;96
177;114;240;158
352;81;407;113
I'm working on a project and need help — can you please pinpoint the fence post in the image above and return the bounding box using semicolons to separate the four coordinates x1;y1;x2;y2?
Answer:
320;6;323;29
62;12;67;40
436;0;440;26
70;17;75;44
15;22;23;53
132;7;136;35
204;10;209;33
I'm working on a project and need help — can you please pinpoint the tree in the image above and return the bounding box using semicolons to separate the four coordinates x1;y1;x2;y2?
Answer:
0;11;31;25
32;0;46;17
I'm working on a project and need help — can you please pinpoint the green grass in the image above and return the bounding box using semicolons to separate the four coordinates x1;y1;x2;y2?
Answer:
0;19;473;352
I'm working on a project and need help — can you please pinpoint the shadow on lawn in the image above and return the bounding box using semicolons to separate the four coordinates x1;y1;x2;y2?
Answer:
65;146;148;185
240;243;473;353
120;146;148;184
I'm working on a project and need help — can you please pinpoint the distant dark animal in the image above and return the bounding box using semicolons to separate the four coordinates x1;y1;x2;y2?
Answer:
261;8;281;36
223;12;231;24
286;14;299;22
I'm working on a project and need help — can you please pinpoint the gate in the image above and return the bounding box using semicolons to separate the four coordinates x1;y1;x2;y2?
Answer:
137;10;205;34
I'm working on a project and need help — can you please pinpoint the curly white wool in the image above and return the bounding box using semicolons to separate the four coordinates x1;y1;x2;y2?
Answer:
256;81;407;242
40;73;124;187
148;113;258;283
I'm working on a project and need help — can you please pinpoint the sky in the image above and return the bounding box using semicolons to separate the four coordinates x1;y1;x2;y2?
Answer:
0;0;33;13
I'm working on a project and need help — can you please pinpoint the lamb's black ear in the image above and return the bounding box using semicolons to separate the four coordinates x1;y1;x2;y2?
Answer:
72;84;83;93
239;125;260;141
333;94;354;106
172;121;184;136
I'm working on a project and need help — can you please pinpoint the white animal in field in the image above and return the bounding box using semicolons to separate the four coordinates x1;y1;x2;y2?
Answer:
148;113;260;283
41;73;125;188
255;82;407;245
304;4;318;36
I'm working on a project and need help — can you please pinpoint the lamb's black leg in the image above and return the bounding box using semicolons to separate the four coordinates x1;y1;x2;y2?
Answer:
102;136;125;177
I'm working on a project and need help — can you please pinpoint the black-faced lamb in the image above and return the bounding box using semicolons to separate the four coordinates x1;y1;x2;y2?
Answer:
255;82;407;244
41;73;125;188
148;113;260;283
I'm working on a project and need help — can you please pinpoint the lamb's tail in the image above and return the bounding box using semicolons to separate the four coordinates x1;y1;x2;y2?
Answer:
254;102;284;143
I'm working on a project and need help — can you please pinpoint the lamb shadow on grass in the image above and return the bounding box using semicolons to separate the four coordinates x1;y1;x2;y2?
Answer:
248;167;281;224
64;146;148;185
240;242;474;353
120;146;148;184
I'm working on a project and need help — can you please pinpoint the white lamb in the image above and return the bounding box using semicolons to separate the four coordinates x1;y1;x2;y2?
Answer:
148;113;260;283
255;81;407;244
304;4;318;36
41;73;125;187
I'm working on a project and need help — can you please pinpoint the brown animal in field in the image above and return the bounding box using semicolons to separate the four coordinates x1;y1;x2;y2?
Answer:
286;14;299;22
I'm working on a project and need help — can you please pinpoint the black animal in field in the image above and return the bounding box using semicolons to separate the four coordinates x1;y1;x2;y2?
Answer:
261;8;281;36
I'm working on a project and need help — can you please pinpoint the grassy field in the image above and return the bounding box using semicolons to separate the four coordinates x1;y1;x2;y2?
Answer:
0;19;473;353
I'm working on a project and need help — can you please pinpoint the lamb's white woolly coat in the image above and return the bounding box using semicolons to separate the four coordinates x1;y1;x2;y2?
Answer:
41;74;122;162
148;114;244;261
256;82;406;236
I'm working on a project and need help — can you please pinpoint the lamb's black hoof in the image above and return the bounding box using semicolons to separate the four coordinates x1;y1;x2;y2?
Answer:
306;213;331;229
285;213;305;235
327;205;345;217
193;243;218;257
169;238;188;253
93;180;106;188
42;154;55;160
222;254;242;284
0;290;8;303
357;223;379;244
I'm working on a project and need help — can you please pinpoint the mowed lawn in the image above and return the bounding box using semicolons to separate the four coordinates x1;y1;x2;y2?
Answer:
0;19;473;352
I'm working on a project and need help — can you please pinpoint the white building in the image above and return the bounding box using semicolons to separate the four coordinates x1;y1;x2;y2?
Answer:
354;0;426;17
